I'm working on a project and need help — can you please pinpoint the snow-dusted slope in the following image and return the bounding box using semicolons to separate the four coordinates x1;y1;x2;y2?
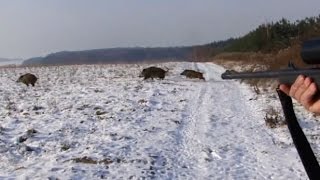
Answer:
0;62;317;179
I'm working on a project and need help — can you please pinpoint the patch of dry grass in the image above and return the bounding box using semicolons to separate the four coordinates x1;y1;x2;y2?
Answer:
213;43;308;91
264;107;286;128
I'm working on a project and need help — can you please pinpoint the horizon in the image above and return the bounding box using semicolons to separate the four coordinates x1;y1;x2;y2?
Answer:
1;0;320;59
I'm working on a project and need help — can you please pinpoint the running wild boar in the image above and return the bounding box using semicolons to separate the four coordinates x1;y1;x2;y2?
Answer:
17;73;38;86
140;66;167;80
181;69;205;80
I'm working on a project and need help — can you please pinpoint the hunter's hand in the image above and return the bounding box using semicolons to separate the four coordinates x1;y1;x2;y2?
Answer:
279;75;320;113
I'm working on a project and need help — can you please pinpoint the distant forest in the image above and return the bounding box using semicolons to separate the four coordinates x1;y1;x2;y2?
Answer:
193;14;320;59
23;47;193;65
23;14;320;65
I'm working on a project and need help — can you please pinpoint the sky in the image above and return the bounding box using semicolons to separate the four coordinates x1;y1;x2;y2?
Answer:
0;0;319;59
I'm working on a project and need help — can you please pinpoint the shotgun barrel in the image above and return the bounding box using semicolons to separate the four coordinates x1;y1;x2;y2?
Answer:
221;68;320;89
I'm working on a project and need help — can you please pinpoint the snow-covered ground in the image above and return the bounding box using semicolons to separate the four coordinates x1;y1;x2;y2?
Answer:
0;62;319;179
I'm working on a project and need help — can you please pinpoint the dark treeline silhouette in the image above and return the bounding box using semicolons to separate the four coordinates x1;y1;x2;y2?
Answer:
193;14;320;59
191;38;236;59
23;47;193;65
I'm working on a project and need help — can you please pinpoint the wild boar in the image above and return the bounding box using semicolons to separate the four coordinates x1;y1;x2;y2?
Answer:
181;69;205;80
139;66;167;80
17;73;38;86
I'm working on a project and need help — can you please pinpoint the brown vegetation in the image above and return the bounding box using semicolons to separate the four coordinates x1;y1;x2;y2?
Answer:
213;41;308;90
71;156;114;165
264;107;286;128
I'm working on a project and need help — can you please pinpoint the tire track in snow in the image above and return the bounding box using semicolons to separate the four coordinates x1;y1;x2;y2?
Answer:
171;62;306;179
169;62;212;179
197;63;305;179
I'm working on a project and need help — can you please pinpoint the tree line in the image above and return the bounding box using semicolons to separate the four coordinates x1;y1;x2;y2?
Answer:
193;14;320;59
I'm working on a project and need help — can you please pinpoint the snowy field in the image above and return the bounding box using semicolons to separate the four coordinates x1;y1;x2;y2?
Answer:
0;62;319;179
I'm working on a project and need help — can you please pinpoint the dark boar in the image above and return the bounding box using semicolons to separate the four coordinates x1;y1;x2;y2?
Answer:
181;70;205;80
17;73;38;86
139;66;167;80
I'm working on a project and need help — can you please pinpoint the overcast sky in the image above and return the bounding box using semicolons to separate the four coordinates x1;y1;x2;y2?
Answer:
0;0;319;59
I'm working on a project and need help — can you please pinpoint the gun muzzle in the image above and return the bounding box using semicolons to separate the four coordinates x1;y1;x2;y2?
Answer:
301;38;320;64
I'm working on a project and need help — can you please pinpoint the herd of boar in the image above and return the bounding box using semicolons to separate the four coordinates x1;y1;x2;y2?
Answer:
139;66;205;80
16;66;205;87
